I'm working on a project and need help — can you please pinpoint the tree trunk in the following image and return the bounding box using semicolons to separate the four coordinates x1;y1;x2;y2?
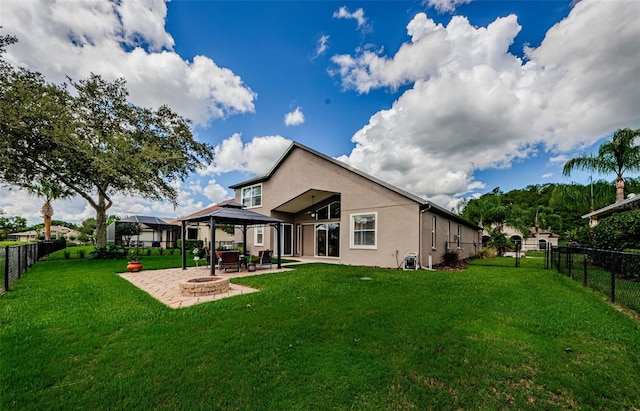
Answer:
616;176;625;203
94;192;108;248
41;201;54;240
44;215;52;240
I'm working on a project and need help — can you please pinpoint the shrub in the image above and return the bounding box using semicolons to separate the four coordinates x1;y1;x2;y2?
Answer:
63;250;71;260
476;247;496;259
158;248;164;255
77;249;85;259
169;248;175;255
593;210;640;250
128;248;142;262
88;245;127;260
575;210;640;251
146;248;152;256
485;231;513;256
620;252;640;280
441;249;461;268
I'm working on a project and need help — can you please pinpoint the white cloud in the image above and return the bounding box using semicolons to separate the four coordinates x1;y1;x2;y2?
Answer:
284;107;305;126
0;187;91;226
333;6;368;30
542;173;553;179
0;186;185;226
200;134;293;176
2;0;256;126
202;180;233;204
548;155;569;166
314;35;330;58
331;13;521;93
333;0;640;206
426;0;472;14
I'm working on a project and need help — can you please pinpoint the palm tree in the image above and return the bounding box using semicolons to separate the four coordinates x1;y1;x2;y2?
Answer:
563;128;640;202
461;194;500;228
550;180;614;213
26;179;73;240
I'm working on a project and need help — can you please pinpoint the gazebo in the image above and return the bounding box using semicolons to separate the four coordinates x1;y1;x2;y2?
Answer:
107;215;180;248
179;202;284;275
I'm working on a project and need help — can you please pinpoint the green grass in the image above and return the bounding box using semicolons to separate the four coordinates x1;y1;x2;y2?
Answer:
556;252;640;313
1;256;639;409
0;241;29;247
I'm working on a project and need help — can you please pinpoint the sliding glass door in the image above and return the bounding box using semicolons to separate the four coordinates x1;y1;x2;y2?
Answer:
316;223;340;257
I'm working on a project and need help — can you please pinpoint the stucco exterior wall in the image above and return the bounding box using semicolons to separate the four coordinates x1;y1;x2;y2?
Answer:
420;211;481;267
498;226;559;251
235;147;421;268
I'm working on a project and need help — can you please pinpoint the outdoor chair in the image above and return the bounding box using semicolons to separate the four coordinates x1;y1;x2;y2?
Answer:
219;250;242;272
257;249;273;269
204;247;211;268
215;250;223;270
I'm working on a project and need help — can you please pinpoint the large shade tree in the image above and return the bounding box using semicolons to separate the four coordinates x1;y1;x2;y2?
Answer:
563;128;640;203
0;36;214;248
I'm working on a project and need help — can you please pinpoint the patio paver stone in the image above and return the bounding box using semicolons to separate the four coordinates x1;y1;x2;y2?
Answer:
119;265;293;309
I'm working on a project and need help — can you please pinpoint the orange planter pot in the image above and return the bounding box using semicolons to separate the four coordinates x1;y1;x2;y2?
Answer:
127;261;143;272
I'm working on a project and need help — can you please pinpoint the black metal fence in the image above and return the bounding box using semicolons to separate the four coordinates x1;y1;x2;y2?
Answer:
1;240;67;294
549;245;640;314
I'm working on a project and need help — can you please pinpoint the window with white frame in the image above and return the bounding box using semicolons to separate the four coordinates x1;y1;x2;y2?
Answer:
241;184;262;208
254;226;264;246
350;212;377;249
431;216;437;249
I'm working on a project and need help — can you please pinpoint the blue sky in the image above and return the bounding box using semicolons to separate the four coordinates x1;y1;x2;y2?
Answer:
2;0;639;225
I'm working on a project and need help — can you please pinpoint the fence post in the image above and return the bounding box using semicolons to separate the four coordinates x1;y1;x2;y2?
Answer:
3;246;9;292
583;252;588;286
544;243;549;269
567;247;572;279
17;246;22;279
610;252;616;303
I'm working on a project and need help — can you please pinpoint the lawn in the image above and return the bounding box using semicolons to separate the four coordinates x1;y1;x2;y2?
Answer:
1;255;639;409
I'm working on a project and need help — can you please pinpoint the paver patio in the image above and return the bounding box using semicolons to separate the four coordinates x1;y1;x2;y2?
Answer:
119;265;294;309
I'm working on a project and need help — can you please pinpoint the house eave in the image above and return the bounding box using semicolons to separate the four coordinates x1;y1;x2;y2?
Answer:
582;194;640;219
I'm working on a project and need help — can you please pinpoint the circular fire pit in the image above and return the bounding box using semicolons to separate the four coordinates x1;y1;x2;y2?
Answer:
179;276;229;297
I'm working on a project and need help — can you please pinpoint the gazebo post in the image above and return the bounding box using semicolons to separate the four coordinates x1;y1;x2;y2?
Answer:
210;217;216;276
243;224;248;257
181;220;186;270
276;222;282;269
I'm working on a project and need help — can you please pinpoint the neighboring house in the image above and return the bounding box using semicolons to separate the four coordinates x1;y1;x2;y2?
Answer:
227;142;482;269
106;216;180;248
485;226;559;251
177;199;238;249
582;193;640;227
8;225;82;243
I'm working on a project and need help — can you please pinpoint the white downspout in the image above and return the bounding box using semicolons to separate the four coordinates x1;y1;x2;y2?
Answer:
420;204;432;269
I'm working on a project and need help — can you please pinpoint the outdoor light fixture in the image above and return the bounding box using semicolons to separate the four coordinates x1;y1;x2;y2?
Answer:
310;195;316;218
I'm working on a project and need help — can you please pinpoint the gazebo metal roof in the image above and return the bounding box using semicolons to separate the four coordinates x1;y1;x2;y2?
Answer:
117;215;178;230
179;202;284;274
180;202;284;226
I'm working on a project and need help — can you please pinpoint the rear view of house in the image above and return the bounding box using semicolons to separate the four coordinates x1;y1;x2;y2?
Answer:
229;142;482;269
